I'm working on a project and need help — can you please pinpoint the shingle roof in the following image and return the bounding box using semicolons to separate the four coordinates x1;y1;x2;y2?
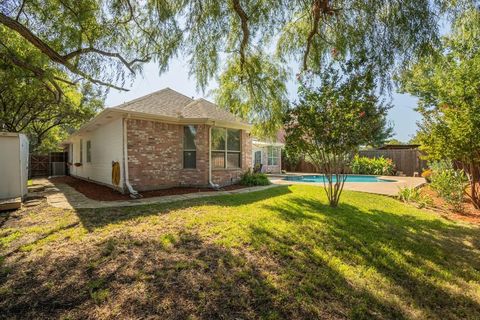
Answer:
182;99;244;123
112;88;247;125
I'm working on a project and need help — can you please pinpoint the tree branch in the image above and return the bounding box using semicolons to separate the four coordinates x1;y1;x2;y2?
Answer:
15;0;26;21
302;0;341;70
232;0;250;66
0;12;130;91
303;0;322;71
0;49;64;101
63;47;149;74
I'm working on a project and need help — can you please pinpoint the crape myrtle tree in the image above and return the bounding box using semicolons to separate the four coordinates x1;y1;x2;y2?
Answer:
398;9;480;208
1;0;476;136
284;62;392;207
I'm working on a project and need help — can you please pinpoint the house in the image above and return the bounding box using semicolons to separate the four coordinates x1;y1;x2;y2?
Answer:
251;131;285;174
63;88;252;194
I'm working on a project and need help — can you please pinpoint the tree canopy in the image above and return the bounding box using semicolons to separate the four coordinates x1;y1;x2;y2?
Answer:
398;8;480;208
0;62;103;152
1;0;476;135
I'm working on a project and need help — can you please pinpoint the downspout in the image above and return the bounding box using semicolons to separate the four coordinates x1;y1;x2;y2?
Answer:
208;125;220;189
123;116;141;198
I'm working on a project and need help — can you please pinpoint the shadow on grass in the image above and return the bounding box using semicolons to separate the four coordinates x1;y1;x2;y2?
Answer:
258;197;480;319
2;230;294;319
2;186;479;319
75;185;292;231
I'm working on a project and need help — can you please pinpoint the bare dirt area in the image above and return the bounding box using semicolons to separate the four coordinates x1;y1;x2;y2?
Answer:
420;185;480;224
49;176;246;201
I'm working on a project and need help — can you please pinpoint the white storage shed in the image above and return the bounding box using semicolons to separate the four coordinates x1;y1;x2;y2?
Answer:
0;132;29;201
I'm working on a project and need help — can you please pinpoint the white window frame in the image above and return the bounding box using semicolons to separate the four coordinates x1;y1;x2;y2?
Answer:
253;150;262;166
267;146;280;166
79;139;83;163
86;140;92;163
69;144;73;162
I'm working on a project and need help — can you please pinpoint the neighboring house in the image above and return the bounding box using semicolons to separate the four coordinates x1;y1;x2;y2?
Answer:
63;88;252;194
252;131;285;174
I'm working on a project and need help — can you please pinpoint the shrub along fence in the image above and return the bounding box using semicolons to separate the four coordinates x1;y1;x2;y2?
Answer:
283;149;428;176
358;149;427;176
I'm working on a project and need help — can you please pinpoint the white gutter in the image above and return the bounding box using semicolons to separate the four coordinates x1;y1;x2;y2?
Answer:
123;116;141;198
208;125;220;189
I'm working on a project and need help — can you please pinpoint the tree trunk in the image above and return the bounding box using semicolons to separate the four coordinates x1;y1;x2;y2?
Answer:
470;162;479;209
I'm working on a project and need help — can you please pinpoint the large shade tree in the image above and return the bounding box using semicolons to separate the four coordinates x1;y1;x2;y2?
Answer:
0;63;103;152
284;62;392;207
1;0;476;135
398;9;480;208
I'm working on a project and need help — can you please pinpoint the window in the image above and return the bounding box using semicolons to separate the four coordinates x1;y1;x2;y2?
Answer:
183;125;196;168
86;140;92;163
268;146;280;165
79;139;83;163
211;127;241;168
68;144;73;162
254;150;262;165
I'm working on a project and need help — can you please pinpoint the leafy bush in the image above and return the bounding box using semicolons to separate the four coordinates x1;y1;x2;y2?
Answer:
421;169;432;182
430;161;468;211
397;187;432;209
397;187;421;203
239;170;271;186
351;155;395;175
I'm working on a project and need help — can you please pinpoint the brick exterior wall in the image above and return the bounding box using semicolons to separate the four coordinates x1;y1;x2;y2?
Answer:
126;118;251;190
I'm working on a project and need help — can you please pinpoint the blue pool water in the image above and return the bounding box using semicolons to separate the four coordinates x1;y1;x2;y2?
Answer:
283;175;396;183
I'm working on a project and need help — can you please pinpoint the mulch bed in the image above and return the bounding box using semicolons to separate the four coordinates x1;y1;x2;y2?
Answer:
419;185;480;224
49;176;246;201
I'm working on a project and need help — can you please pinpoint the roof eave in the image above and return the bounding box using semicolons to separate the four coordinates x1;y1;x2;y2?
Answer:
62;108;253;146
253;140;285;147
114;108;252;130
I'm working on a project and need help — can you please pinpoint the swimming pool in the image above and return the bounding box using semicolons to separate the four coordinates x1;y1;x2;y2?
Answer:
283;175;396;183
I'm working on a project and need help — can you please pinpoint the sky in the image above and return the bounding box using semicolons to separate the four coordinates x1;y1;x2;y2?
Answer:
105;59;421;142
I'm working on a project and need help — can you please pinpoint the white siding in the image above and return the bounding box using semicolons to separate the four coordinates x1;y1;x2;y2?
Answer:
0;133;29;199
252;144;282;174
69;118;124;189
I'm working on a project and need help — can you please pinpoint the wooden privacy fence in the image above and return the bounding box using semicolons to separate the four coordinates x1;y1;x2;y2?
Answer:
283;159;320;173
29;154;49;177
358;149;427;176
283;149;428;176
29;152;67;178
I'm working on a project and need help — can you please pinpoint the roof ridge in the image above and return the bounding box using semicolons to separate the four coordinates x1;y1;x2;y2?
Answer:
168;88;197;101
113;87;194;109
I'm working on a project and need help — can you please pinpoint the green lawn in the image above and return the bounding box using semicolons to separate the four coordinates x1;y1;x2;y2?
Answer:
1;185;479;319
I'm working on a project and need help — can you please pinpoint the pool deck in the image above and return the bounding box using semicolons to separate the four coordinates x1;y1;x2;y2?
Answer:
268;173;426;196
